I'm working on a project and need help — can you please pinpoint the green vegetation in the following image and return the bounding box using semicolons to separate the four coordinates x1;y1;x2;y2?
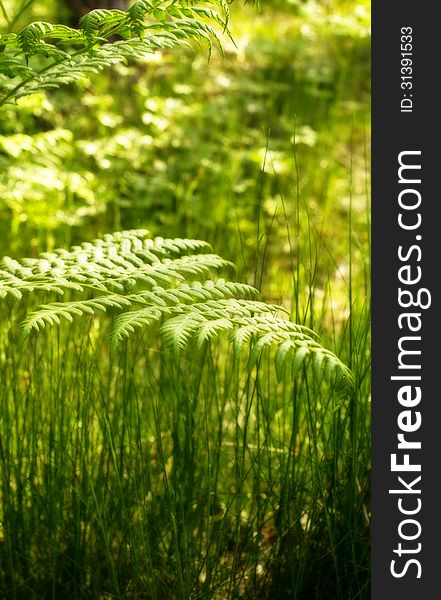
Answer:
0;1;370;598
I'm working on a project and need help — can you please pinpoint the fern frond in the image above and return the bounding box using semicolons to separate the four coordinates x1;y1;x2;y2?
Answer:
195;317;234;349
111;307;163;341
1;230;225;297
127;0;156;24
0;1;232;106
22;295;133;334
17;22;55;56
1;230;354;396
109;280;258;341
161;311;206;352
79;10;127;38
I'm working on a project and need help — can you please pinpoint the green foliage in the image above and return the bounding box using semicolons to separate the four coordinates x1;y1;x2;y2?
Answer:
0;1;370;274
0;2;370;597
0;0;231;106
1;228;354;394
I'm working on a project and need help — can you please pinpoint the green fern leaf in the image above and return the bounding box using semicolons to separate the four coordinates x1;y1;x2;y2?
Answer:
160;312;205;353
111;307;162;342
195;317;233;349
128;0;154;24
290;345;309;379
1;230;354;397
1;3;230;107
247;331;282;371
17;22;54;56
274;339;295;382
80;9;127;38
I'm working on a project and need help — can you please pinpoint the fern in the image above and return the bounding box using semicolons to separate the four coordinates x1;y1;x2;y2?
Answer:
0;0;232;106
0;230;354;396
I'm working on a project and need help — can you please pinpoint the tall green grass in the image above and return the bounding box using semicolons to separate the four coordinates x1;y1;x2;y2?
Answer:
0;184;370;599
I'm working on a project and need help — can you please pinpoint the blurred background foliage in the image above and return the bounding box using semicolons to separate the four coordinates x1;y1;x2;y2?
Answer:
0;0;370;324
